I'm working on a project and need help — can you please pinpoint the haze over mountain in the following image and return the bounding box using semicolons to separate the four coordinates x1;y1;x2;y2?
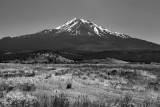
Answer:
0;18;160;51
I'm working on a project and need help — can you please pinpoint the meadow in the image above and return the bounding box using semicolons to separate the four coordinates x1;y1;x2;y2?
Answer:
0;63;160;107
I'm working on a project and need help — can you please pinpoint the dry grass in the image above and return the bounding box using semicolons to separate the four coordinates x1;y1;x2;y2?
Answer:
0;63;160;107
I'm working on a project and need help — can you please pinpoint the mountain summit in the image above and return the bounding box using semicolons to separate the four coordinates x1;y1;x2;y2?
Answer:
0;18;160;51
55;18;130;38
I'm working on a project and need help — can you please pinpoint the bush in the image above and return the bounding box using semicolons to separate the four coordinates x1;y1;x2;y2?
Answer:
24;70;36;77
55;72;61;76
0;81;14;92
18;83;36;92
66;79;72;89
66;83;72;89
108;69;118;75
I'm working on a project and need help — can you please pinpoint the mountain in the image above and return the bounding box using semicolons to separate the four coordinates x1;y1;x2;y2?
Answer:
0;18;160;51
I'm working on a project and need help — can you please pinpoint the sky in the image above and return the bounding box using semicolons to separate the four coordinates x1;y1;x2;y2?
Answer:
0;0;160;44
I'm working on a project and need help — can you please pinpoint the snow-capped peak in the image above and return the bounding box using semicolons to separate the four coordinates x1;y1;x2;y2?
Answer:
56;18;80;29
55;18;131;38
80;19;90;24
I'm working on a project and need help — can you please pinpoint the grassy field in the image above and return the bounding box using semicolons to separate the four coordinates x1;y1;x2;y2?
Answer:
0;63;160;107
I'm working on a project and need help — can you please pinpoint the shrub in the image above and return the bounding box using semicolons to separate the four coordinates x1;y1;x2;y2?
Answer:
66;83;72;89
55;72;61;76
24;70;36;77
66;79;72;89
0;81;14;92
18;82;36;92
108;69;118;75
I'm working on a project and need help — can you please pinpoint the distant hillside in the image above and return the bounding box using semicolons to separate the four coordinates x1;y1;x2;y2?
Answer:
0;51;74;64
1;50;160;63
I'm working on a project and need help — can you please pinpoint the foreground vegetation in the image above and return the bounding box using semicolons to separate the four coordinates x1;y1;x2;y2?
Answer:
0;63;160;107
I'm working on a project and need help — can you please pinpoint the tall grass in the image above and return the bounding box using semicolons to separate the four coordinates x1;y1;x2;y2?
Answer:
1;92;160;107
36;93;106;107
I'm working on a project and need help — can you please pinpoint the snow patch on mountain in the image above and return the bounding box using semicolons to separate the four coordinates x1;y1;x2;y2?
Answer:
56;18;78;29
67;21;79;31
94;27;99;35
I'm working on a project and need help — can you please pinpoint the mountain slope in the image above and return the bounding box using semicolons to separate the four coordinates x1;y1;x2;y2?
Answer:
0;18;160;51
